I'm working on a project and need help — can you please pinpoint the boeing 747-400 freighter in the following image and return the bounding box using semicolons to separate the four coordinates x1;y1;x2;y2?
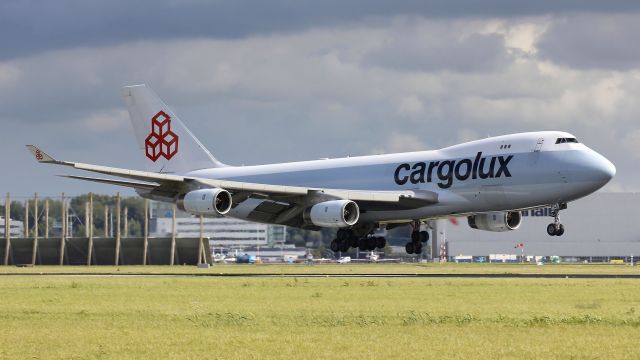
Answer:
28;85;615;254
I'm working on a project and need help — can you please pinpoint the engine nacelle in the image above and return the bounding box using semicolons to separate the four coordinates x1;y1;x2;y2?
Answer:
467;211;522;232
303;200;360;228
178;188;232;216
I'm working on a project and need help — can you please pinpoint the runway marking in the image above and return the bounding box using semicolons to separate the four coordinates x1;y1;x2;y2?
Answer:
1;273;639;279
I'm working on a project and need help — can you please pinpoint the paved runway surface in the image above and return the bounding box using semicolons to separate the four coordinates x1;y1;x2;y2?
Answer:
1;273;639;279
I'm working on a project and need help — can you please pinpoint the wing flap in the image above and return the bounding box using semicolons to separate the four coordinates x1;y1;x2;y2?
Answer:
59;175;159;190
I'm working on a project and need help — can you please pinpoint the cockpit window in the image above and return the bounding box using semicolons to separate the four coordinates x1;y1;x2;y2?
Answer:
555;137;579;144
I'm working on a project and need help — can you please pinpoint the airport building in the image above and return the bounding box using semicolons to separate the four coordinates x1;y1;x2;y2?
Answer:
0;217;24;237
445;192;640;261
149;202;286;247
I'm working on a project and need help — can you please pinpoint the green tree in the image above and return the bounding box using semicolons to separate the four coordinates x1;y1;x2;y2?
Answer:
128;219;142;237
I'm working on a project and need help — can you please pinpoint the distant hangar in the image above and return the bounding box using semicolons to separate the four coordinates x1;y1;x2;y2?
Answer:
446;192;639;258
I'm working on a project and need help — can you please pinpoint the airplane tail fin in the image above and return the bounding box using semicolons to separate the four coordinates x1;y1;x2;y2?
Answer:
121;84;226;173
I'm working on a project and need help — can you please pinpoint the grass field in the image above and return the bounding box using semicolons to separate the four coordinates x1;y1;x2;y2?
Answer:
1;264;639;359
2;262;640;275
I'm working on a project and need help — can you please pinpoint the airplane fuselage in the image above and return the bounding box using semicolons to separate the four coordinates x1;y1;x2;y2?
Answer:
187;131;615;223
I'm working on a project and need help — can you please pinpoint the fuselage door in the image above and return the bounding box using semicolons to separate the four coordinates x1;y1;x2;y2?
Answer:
533;138;544;152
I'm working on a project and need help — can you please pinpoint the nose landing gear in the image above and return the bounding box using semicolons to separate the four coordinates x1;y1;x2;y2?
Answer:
546;203;567;236
547;223;564;236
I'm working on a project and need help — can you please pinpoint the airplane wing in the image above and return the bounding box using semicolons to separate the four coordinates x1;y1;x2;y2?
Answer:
26;145;438;223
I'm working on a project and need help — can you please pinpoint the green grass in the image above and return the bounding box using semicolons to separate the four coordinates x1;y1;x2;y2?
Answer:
0;266;640;359
0;262;639;275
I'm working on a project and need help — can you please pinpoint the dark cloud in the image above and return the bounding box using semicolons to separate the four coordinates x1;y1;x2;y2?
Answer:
1;0;640;60
537;14;640;70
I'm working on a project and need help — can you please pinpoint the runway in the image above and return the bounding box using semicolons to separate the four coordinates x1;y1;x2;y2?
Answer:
1;273;639;279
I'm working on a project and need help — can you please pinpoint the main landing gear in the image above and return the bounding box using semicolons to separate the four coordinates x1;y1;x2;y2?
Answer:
330;229;386;253
546;202;567;236
405;221;429;254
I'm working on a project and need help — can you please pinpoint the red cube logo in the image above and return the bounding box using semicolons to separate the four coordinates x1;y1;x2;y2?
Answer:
145;111;179;161
145;133;161;161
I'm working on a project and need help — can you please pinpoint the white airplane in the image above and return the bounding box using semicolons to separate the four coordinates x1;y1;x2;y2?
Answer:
27;85;616;254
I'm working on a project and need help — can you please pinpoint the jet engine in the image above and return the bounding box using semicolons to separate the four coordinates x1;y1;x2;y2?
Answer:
467;211;522;232
303;200;360;228
178;188;232;216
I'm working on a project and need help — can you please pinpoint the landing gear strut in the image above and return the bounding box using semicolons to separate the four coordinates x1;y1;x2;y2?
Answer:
330;228;386;254
546;203;566;236
405;220;429;254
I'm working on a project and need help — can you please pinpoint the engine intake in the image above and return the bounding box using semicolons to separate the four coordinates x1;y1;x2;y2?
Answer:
178;188;232;216
467;211;522;232
303;200;360;228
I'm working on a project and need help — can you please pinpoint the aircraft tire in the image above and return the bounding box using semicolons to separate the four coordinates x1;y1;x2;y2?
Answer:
546;224;557;236
367;237;377;251
349;235;359;248
339;241;349;253
376;237;386;249
330;239;339;252
420;231;429;243
414;243;422;254
557;224;565;236
405;242;414;254
358;238;368;251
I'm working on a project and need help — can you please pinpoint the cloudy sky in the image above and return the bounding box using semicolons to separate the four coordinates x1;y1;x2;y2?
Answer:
1;0;639;198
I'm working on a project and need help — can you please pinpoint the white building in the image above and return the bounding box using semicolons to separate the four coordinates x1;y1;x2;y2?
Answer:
0;217;24;237
149;201;286;247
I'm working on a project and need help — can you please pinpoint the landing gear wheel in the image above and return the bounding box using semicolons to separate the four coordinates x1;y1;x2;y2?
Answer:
339;241;349;253
376;237;386;249
414;243;423;254
547;223;565;236
367;237;377;251
405;242;415;254
349;235;359;248
330;239;339;252
358;238;368;251
419;231;429;243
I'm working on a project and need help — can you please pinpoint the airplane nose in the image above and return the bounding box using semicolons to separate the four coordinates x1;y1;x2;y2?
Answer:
600;156;616;181
588;150;616;184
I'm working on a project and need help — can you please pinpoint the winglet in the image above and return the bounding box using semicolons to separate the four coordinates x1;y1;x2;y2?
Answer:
25;145;59;163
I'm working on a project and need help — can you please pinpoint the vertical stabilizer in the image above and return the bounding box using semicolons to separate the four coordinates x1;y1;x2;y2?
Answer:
122;84;226;173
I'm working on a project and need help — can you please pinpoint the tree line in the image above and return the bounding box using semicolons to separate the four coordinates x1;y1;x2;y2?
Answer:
6;194;145;238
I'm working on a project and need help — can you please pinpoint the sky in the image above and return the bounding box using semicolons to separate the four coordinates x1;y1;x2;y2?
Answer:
1;0;639;198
